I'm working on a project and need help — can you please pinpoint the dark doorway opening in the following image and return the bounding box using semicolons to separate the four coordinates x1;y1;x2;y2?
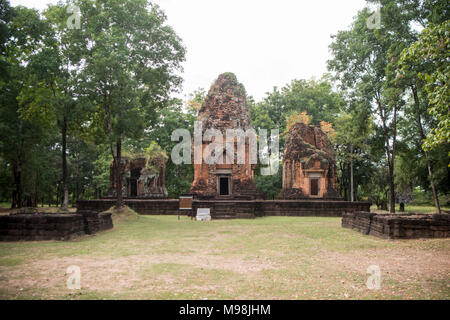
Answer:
130;168;141;197
310;178;319;196
130;179;137;196
219;177;229;196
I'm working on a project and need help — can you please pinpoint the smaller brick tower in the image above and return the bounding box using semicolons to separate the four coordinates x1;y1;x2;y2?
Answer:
278;122;340;199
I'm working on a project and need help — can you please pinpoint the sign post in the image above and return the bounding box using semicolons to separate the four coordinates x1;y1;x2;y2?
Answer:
178;196;193;220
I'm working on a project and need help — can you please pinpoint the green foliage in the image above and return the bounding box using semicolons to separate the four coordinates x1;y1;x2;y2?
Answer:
254;163;283;199
254;77;342;131
77;0;185;144
91;146;113;198
122;100;195;199
0;0;448;208
220;72;246;96
145;141;168;162
185;88;206;114
145;103;195;198
399;21;450;151
0;0;186;205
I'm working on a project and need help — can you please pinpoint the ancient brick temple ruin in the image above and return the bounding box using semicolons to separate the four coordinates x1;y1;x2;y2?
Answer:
78;73;371;219
190;73;264;200
278;122;340;199
109;156;167;198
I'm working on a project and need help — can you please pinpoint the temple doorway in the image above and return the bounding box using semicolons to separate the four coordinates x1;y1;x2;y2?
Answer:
219;177;230;196
310;178;319;196
129;168;141;197
130;179;137;196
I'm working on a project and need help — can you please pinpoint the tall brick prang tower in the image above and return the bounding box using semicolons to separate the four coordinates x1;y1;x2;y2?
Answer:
190;73;263;200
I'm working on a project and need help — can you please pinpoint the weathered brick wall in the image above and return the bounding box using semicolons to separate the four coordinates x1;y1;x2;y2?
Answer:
78;210;114;235
99;212;114;231
77;199;116;212
256;200;370;217
342;211;450;239
342;211;375;234
0;210;113;241
125;199;179;215
192;200;256;219
78;199;370;219
77;199;180;215
0;214;84;241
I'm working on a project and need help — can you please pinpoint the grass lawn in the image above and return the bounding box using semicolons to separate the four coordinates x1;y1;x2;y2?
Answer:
370;204;449;214
0;214;449;300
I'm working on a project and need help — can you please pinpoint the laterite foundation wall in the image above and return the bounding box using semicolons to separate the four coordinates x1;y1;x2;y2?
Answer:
77;199;371;219
77;199;180;215
342;211;450;239
0;211;113;241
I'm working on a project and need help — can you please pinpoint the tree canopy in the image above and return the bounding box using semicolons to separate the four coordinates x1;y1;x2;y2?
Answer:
0;0;447;212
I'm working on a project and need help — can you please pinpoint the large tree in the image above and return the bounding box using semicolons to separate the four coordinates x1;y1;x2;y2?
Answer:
333;101;373;201
372;0;448;213
399;20;449;153
17;2;89;210
328;8;401;212
77;0;185;207
254;77;343;132
0;5;52;208
330;0;448;212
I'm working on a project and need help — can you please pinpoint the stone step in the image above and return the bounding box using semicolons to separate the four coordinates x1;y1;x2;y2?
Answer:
213;203;236;218
214;210;236;215
212;215;237;219
214;211;235;216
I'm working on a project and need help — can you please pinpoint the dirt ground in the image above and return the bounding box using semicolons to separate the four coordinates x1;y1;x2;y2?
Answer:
0;215;448;299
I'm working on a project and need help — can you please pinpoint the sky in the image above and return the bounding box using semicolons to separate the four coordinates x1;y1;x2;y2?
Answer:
10;0;368;101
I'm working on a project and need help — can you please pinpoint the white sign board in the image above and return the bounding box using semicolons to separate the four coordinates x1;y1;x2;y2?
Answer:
196;208;211;221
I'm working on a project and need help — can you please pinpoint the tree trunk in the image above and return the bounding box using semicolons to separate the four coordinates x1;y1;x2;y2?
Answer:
350;144;354;202
388;161;395;213
338;158;345;199
56;184;59;208
388;110;397;213
411;86;441;213
346;162;350;201
376;97;396;213
11;160;22;209
11;165;17;209
425;157;441;213
74;182;79;207
115;139;123;208
61;116;69;211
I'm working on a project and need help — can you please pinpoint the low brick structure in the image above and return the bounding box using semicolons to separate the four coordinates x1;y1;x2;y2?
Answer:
0;210;113;241
342;211;450;239
77;199;370;219
109;156;167;198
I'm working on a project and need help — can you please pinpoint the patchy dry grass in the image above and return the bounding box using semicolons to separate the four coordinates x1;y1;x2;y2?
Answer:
0;215;448;300
370;204;450;214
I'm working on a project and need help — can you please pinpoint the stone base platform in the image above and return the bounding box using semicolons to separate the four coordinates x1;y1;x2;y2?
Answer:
0;210;113;241
77;199;371;219
342;211;450;239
